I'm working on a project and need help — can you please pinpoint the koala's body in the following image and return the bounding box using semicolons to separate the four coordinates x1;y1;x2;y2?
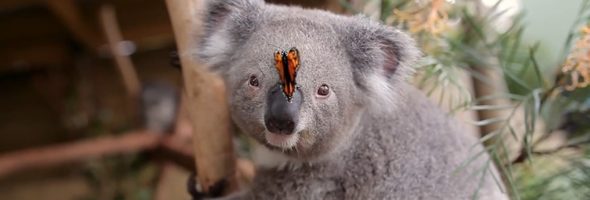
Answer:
196;0;508;199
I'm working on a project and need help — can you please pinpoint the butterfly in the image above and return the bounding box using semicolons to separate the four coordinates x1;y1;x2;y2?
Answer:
274;47;300;102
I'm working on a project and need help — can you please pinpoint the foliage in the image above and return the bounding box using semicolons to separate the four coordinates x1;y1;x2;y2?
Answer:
81;154;158;200
346;0;590;199
515;147;590;200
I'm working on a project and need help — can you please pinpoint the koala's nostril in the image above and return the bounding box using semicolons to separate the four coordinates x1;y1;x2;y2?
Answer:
265;117;296;135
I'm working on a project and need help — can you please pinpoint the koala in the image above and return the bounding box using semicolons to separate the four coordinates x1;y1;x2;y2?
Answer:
140;81;179;133
194;0;508;199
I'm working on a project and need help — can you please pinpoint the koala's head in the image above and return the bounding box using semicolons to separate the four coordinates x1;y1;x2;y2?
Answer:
196;0;419;161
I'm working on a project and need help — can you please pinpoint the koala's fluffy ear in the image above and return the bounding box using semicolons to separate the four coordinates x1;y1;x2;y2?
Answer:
338;16;421;107
197;0;263;72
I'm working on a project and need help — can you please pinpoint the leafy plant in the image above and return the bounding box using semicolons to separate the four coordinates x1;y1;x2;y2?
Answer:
345;0;590;199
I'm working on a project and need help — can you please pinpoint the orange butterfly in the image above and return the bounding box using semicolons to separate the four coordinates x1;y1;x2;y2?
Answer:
274;47;300;102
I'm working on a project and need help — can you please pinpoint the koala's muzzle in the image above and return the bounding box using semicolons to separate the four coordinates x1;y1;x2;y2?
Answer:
264;85;302;135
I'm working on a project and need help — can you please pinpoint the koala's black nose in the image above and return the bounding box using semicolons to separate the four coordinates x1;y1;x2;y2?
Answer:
264;85;302;135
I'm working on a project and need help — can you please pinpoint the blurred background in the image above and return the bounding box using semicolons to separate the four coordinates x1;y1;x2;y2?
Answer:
0;0;588;199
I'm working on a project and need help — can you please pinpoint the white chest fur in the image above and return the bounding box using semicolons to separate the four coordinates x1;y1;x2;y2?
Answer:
251;143;304;170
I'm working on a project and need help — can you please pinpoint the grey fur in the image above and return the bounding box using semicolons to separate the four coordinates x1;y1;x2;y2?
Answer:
196;0;508;199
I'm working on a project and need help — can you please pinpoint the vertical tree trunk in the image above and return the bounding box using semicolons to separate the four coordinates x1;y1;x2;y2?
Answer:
164;0;238;195
472;66;511;138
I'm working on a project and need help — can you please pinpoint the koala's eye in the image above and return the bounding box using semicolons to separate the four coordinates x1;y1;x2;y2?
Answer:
317;84;330;97
248;75;259;87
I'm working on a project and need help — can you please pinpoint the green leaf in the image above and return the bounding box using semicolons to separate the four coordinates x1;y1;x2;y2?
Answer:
469;104;515;111
508;125;519;141
476;93;526;102
499;140;520;200
462;8;489;45
453;145;496;176
528;43;547;90
471;159;492;200
469;117;506;127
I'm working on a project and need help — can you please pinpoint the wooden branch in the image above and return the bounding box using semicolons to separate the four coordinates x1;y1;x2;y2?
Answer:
99;5;141;99
165;0;238;195
471;67;511;138
44;0;101;51
0;132;254;197
153;162;191;200
0;131;161;178
158;135;196;171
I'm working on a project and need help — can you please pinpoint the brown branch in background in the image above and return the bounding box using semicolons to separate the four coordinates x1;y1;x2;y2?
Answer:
165;0;238;195
158;134;196;171
0;131;161;178
99;4;141;99
465;3;511;141
153;162;190;200
0;130;254;183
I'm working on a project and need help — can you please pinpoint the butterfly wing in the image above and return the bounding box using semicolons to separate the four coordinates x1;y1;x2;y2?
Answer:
273;48;300;101
274;50;286;85
284;48;300;99
286;47;300;84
